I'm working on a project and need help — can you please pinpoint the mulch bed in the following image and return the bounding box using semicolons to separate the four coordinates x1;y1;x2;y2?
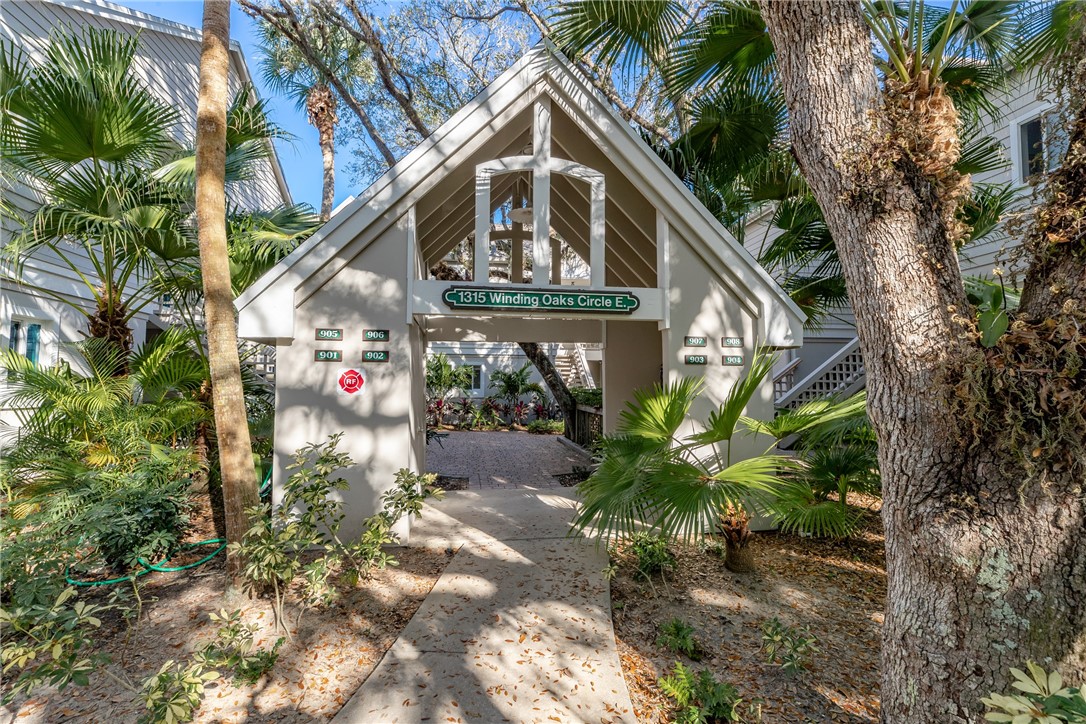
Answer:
611;502;885;722
553;471;589;486
3;497;452;723
432;475;469;491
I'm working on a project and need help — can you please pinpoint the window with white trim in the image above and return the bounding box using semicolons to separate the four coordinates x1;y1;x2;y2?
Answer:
1019;110;1069;181
463;364;483;391
7;318;45;365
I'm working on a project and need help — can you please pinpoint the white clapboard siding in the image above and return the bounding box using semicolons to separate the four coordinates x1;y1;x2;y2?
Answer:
1;0;291;392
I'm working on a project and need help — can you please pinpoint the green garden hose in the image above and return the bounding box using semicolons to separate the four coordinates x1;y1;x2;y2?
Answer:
64;468;272;587
138;539;226;572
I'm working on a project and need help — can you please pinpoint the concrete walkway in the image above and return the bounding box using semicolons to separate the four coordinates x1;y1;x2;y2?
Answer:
333;489;634;724
426;431;589;489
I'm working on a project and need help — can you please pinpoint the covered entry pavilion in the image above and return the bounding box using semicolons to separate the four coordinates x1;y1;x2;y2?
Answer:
236;44;804;538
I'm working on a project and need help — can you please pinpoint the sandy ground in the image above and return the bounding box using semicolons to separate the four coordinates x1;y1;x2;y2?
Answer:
2;546;451;723
611;507;886;723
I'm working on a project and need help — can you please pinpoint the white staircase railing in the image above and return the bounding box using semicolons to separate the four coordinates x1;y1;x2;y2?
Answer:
775;337;865;409
571;344;596;388
772;357;803;400
554;343;595;388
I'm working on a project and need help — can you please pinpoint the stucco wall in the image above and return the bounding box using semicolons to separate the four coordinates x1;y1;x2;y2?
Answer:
666;227;777;529
602;321;661;432
272;215;415;540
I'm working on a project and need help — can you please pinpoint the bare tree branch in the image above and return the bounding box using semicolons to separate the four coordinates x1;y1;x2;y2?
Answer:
319;0;433;137
238;0;397;166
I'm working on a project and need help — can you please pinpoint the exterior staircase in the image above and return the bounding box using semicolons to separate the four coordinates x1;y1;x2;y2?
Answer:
774;337;865;409
155;298;277;389
554;342;596;388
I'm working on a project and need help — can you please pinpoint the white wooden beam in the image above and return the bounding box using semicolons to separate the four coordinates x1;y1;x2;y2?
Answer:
589;175;606;287
656;210;671;330
512;188;524;284
532;97;552;284
473;168;491;282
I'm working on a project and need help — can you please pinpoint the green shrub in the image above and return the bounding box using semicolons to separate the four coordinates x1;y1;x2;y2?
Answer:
659;662;741;723
628;533;675;579
85;477;193;570
0;587;112;702
982;662;1086;723
570;386;603;408
232;434;442;634
760;617;818;674
527;419;564;434
198;609;283;686
138;659;218;724
656;618;703;660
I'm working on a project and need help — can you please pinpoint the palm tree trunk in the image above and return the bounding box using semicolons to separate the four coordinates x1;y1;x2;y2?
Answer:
307;84;337;221
196;0;259;583
87;284;132;374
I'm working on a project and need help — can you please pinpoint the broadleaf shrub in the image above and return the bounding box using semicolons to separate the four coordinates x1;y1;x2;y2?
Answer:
232;434;442;633
982;661;1086;723
527;419;564;434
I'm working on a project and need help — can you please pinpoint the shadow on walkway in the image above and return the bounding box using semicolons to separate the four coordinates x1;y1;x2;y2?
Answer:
332;489;633;723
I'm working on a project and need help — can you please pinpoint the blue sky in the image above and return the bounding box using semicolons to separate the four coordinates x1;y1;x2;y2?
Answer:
118;1;335;209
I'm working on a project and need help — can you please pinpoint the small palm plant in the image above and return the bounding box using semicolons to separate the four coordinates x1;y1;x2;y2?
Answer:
571;351;794;571
489;363;546;425
750;392;879;538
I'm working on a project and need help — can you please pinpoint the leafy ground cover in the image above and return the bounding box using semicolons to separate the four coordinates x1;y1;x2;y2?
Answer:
1;495;451;723
611;497;886;723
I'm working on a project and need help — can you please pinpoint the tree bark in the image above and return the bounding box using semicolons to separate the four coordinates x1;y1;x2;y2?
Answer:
307;84;337;221
760;1;1086;721
518;342;577;438
1019;98;1086;319
196;0;259;583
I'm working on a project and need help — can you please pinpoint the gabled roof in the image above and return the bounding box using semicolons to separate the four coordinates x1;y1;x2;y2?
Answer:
237;43;804;346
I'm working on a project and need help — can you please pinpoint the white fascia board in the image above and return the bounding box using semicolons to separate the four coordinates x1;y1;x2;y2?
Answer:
235;47;552;334
46;0;206;43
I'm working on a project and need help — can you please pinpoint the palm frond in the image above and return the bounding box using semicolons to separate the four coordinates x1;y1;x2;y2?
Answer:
618;376;702;443
771;484;861;538
690;350;774;446
550;0;685;77
669;1;774;94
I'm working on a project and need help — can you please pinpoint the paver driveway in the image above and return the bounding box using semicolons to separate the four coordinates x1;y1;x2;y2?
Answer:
426;431;589;489
332;489;634;724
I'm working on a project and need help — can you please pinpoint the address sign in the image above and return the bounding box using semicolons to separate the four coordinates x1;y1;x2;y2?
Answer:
442;286;640;314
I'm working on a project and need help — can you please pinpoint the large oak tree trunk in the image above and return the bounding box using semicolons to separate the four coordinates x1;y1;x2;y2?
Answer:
197;0;259;583
760;2;1086;721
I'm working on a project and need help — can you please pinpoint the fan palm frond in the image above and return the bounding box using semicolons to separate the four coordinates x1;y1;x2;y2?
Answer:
550;0;685;77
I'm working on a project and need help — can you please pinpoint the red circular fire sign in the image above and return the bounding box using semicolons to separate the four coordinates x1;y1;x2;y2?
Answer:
338;369;365;394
